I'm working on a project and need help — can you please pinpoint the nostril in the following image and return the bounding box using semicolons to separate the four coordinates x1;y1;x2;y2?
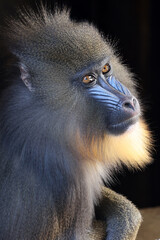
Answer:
122;98;136;111
133;98;137;107
123;102;133;109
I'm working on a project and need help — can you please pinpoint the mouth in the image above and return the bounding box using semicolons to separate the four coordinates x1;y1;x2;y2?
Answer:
108;114;140;135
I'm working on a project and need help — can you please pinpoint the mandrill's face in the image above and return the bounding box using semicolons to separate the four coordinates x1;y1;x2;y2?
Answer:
77;57;140;136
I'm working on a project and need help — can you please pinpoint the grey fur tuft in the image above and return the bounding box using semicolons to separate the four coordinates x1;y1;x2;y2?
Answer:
7;8;113;73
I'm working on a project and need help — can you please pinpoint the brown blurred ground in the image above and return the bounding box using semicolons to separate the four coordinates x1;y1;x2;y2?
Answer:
137;207;160;240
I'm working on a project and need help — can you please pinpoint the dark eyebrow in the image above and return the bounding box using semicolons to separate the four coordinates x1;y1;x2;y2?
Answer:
73;57;110;80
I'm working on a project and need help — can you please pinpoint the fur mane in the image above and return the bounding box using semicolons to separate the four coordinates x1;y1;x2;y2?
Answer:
75;119;152;170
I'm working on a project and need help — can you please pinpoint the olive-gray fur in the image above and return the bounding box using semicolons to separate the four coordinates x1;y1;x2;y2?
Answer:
0;8;142;240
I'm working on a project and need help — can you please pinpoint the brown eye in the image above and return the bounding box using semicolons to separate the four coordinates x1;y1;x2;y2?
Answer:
102;63;111;74
82;75;96;84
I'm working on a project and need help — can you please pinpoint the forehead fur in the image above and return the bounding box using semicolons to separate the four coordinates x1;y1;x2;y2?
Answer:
7;9;113;73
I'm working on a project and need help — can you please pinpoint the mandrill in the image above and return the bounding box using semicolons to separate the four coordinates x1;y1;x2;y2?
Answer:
0;7;152;240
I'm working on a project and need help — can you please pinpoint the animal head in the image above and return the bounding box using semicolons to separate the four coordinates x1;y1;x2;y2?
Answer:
5;8;152;169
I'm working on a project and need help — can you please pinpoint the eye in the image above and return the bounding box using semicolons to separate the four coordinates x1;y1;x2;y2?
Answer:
82;75;96;85
102;63;111;74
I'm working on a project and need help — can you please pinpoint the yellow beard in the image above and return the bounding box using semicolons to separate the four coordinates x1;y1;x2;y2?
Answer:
103;119;152;168
75;119;152;169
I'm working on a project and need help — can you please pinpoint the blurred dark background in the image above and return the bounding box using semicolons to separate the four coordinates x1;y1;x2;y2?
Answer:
0;0;159;208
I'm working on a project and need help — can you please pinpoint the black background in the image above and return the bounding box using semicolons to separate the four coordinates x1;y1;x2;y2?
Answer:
0;0;159;208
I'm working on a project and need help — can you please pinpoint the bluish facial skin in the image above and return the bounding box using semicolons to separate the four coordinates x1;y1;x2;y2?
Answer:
80;60;140;135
